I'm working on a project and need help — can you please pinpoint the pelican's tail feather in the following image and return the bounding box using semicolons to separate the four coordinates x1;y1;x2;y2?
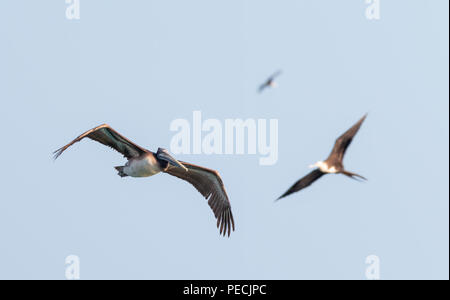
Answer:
115;166;128;177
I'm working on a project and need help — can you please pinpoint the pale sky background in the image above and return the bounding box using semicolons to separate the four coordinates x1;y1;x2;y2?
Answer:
0;0;448;280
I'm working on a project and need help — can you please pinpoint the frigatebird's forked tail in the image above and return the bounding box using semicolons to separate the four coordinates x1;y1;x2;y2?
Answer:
340;170;367;181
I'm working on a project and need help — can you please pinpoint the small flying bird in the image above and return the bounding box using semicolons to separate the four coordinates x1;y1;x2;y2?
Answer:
258;70;282;93
277;114;368;200
53;124;235;237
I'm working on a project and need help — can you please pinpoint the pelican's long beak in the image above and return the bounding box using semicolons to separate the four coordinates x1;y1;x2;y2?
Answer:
157;148;188;171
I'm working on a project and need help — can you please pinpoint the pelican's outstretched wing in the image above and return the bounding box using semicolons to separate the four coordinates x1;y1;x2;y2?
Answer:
277;169;325;200
328;114;367;163
53;124;148;160
164;162;235;237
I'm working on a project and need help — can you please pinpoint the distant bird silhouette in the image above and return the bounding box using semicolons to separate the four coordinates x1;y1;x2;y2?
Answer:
54;124;235;237
277;114;368;200
258;70;282;93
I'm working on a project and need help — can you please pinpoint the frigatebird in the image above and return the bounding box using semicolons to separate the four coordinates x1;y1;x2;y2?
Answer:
277;114;368;200
258;70;282;93
53;124;235;237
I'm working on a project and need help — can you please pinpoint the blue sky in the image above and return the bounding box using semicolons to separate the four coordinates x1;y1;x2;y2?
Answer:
0;0;448;279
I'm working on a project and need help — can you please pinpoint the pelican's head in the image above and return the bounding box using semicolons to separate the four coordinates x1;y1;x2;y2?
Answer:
157;148;188;171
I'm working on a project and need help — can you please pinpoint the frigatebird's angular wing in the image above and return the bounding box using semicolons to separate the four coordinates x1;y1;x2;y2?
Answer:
327;114;367;163
277;169;325;200
53;124;149;160
164;162;235;237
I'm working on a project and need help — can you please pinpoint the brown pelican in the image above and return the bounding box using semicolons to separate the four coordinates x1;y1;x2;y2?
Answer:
258;70;282;93
53;124;235;237
277;114;368;200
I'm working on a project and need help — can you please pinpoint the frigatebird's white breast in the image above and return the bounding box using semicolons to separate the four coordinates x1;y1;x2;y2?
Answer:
54;124;235;237
277;114;368;200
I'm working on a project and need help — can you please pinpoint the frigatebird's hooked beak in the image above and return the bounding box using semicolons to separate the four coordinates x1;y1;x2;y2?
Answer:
157;148;188;171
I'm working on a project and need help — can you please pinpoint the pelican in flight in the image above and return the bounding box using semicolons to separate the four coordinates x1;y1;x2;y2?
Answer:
53;124;235;237
277;114;368;200
258;70;282;93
